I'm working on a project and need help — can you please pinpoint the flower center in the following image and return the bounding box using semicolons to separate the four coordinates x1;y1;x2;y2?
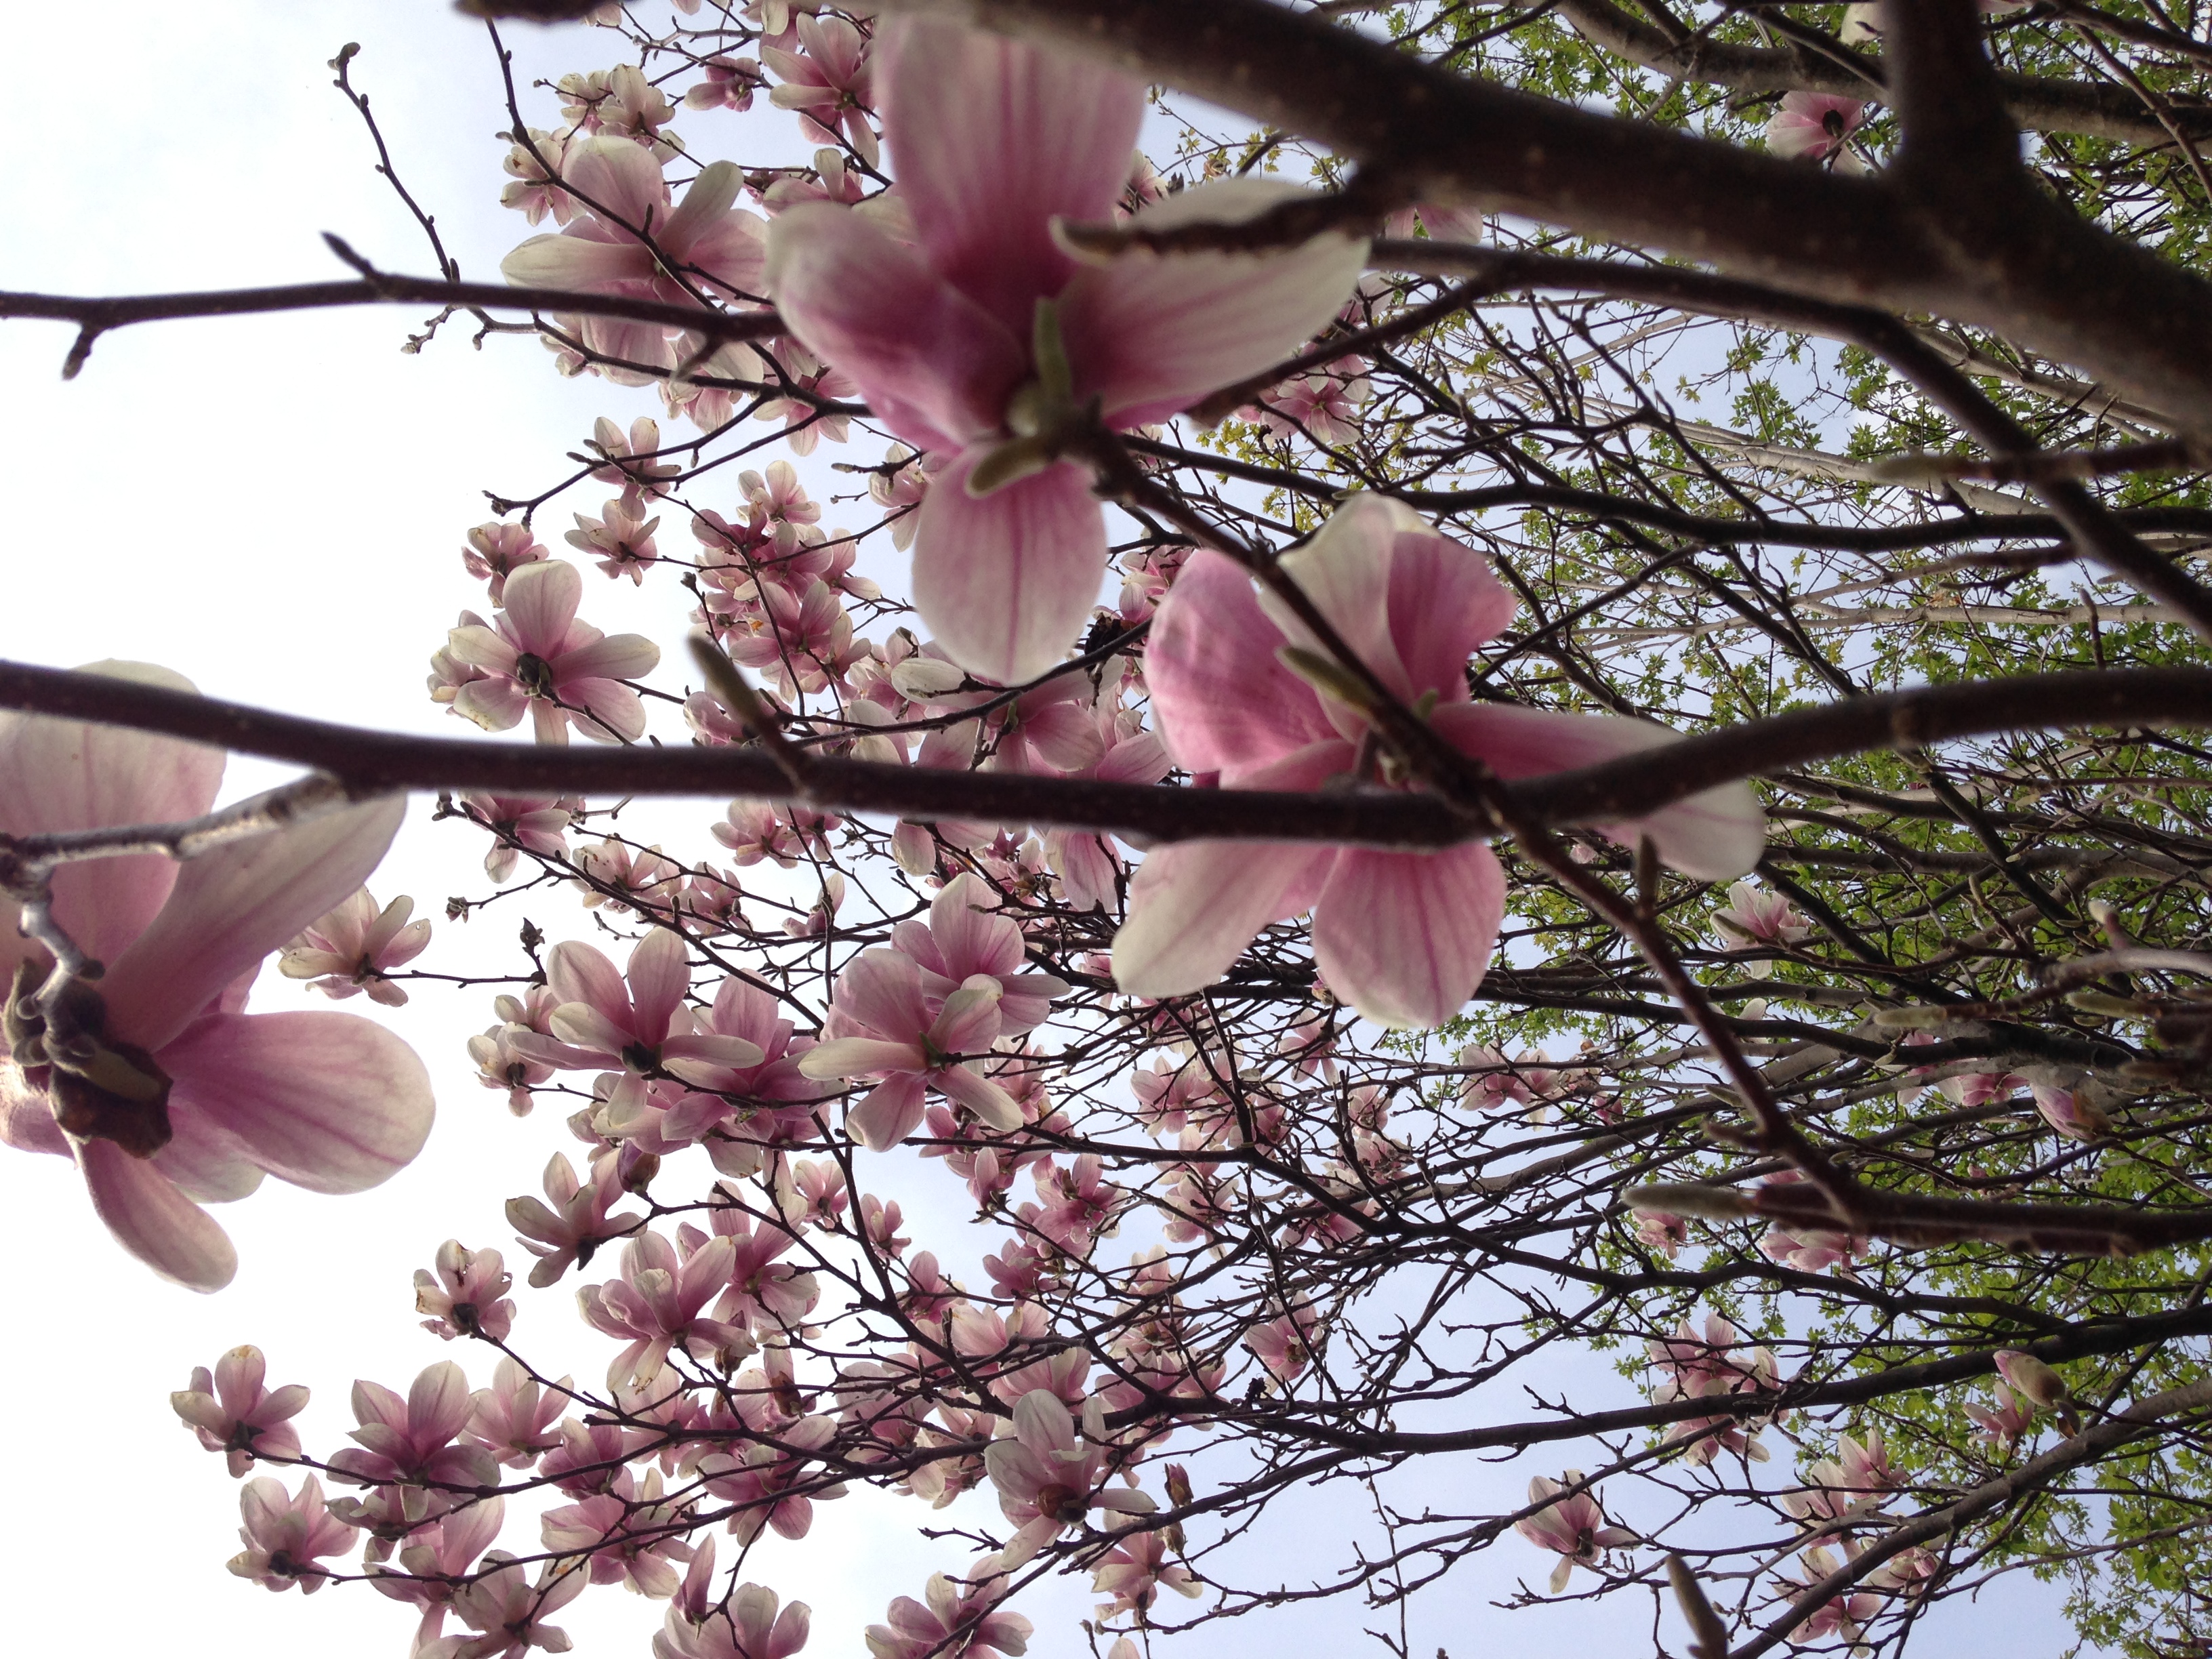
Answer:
8;959;174;1158
516;651;558;697
966;298;1101;498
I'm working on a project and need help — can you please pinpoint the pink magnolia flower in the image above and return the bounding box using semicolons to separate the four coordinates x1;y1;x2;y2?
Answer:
1711;879;1811;975
507;1148;647;1287
1782;1429;1893;1526
417;1551;586;1659
464;522;550;600
369;1497;508;1650
1635;1210;1689;1259
566;488;663;584
1994;1348;2080;1433
984;1390;1156;1565
228;1474;359;1594
1648;1312;1781;1465
1112;495;1765;1027
415;1240;518;1343
684;56;768;116
1091;1528;1201;1617
1964;1380;2037;1450
173;1344;309;1475
865;1568;1033;1659
329;1361;501;1490
1244;1300;1320;1383
2030;1074;2112;1142
1767;92;1869;171
578;1227;752;1389
658;1576;811;1659
1774;1545;1885;1647
518;928;764;1084
766;20;1370;680
501;129;577;226
799;949;1026;1150
1938;1067;2029;1108
444;560;661;745
461;793;575;880
0;662;432;1290
587;415;682;497
541;1469;696;1597
1514;1471;1635;1594
762;13;878;166
1253;356;1372;446
467;1358;568;1469
279;886;432;1007
501;139;768;382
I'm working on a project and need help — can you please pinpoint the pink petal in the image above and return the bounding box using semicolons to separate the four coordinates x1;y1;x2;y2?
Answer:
160;1010;434;1193
1266;492;1406;705
152;1100;268;1202
548;939;628;1019
78;1137;237;1291
766;203;1025;453
626;928;691;1044
102;797;407;1052
881;18;1143;337
799;1037;924;1080
500;232;657;292
550;632;660;684
501;560;584;658
1144;550;1336;776
936;1063;1023;1132
1431;703;1766;880
1060;178;1369;428
562;134;672;228
846;1073;928;1151
926;978;1004;1055
1113;838;1336;1000
565;680;649;745
912;451;1105;684
1384;523;1515;701
929;874;1021;978
409;1361;474;1448
0;661;224;972
835;949;931;1042
1311;842;1505;1028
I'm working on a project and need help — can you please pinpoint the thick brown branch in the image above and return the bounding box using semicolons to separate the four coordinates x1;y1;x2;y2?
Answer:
875;0;2212;432
3;661;2212;847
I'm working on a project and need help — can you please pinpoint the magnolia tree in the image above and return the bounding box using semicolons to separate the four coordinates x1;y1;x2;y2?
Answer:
13;1;2212;1655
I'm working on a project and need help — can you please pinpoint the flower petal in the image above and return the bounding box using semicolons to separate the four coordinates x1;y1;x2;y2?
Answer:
881;18;1143;337
78;1136;238;1291
161;1010;434;1193
1114;838;1335;1000
846;1073;928;1151
0;661;224;973
766;202;1024;452
912;451;1105;684
502;560;583;659
501;232;657;293
1143;552;1338;776
1431;703;1767;880
563;133;673;228
626;927;691;1044
1060;179;1370;427
1311;842;1505;1029
100;797;408;1052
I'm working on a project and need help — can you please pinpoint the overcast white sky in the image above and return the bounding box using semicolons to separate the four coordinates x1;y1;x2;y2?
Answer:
0;5;2091;1658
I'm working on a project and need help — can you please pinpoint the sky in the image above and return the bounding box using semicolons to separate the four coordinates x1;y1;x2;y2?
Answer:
0;4;2093;1658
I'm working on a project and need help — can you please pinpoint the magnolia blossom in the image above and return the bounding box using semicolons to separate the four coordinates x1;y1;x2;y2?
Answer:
1994;1348;2081;1434
415;1240;518;1343
444;560;662;745
983;1391;1156;1565
417;1551;586;1659
1112;495;1765;1027
657;1572;811;1659
173;1345;309;1476
1710;879;1811;975
501;138;768;382
865;1569;1033;1659
279;887;432;1007
0;663;433;1290
228;1474;359;1594
1767;91;1869;171
1965;1380;2038;1449
1514;1471;1635;1593
766;19;1369;680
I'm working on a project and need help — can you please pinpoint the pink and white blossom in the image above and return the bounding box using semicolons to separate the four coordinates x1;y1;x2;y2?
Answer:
228;1474;359;1594
173;1344;309;1475
1112;495;1764;1027
766;20;1370;680
1514;1471;1635;1593
444;560;662;745
0;662;433;1290
279;886;432;1007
